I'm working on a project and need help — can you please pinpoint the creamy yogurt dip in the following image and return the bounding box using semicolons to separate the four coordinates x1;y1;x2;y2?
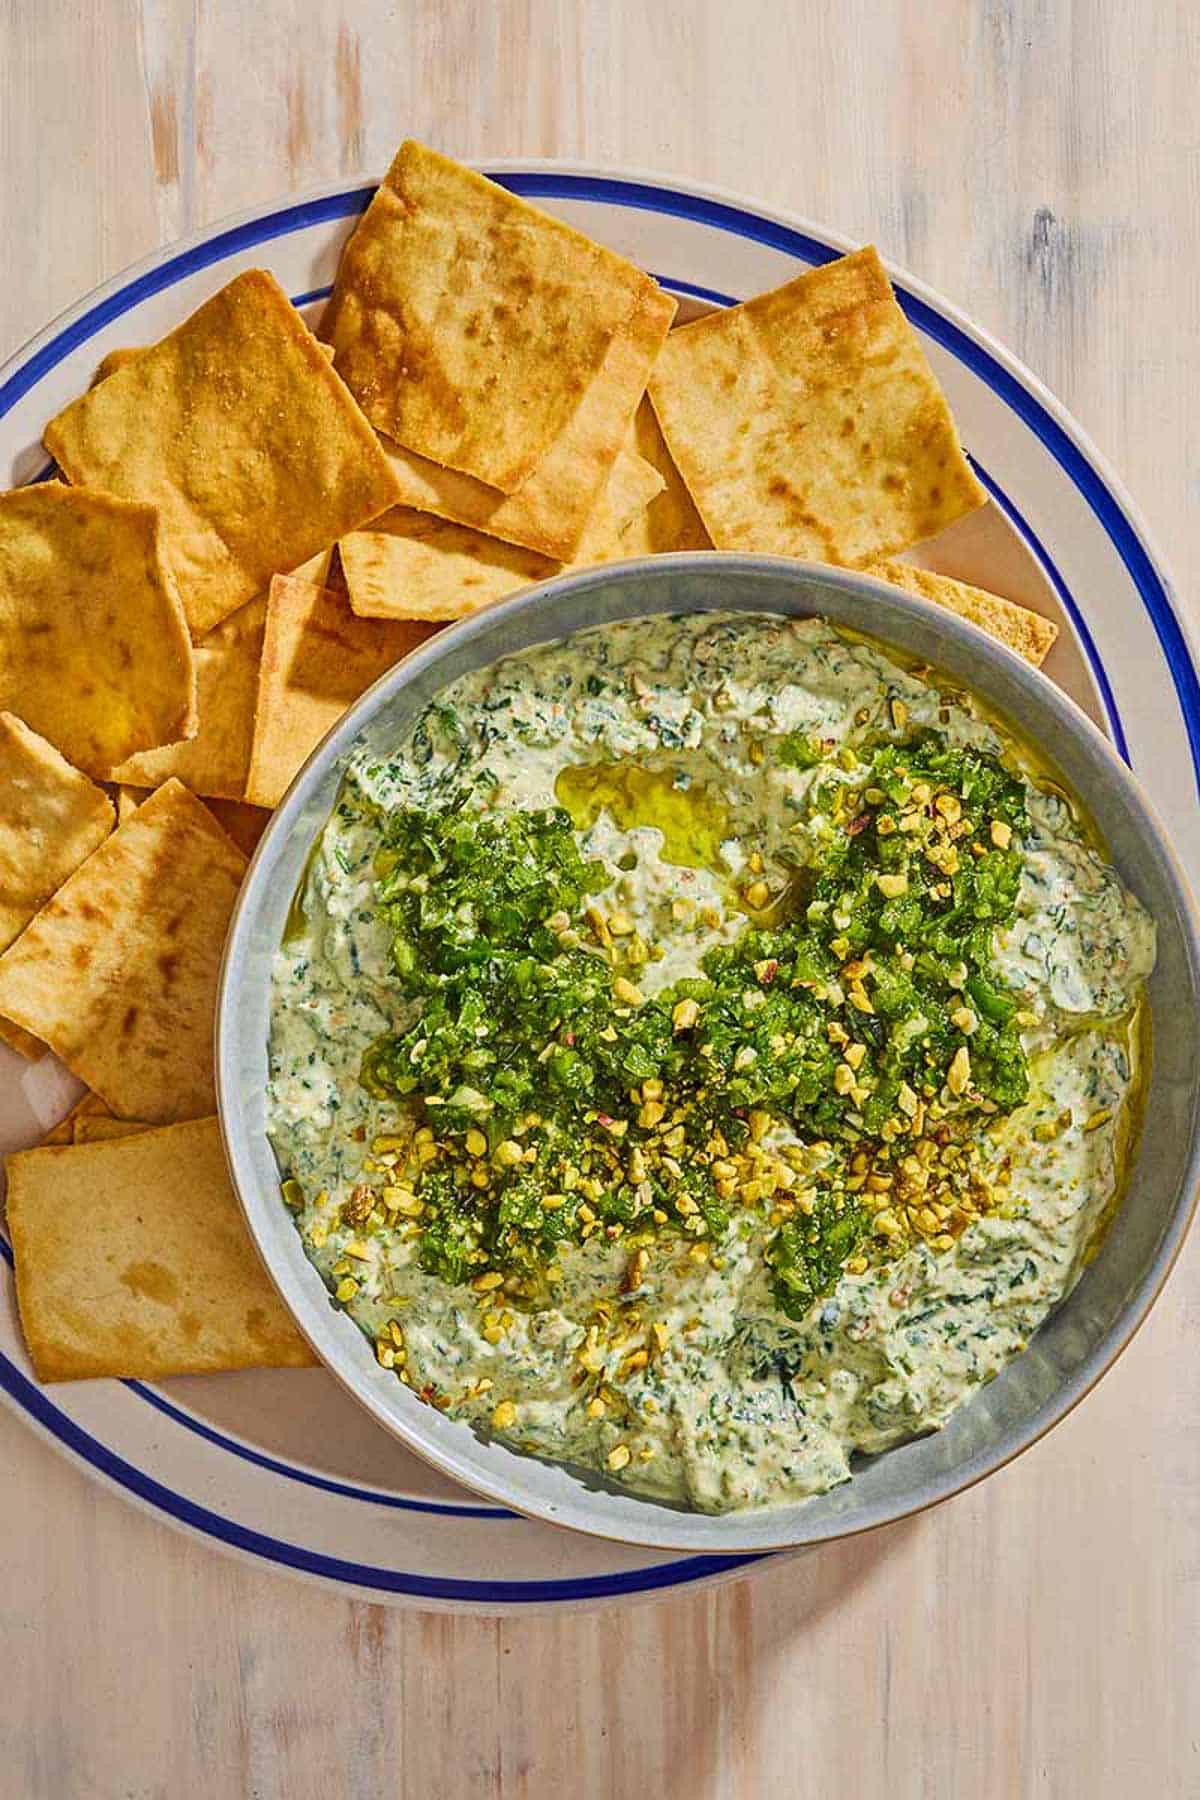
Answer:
267;613;1155;1513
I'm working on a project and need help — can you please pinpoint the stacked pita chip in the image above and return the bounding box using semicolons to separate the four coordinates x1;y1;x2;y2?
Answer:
0;139;1061;1391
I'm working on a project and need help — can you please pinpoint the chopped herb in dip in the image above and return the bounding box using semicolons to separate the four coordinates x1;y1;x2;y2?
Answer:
267;613;1155;1512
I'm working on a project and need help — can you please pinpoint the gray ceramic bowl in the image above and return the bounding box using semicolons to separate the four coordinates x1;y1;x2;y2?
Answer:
216;556;1200;1553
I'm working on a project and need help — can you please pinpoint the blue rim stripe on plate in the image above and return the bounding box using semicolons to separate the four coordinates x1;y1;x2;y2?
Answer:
0;1350;756;1601
0;171;1191;1603
126;1378;517;1520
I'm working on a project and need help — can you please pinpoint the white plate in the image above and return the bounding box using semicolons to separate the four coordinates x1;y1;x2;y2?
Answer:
0;164;1194;1614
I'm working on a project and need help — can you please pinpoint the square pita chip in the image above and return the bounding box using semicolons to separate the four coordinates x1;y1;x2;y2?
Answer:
340;447;664;622
376;276;676;560
322;140;668;493
857;558;1059;667
44;270;402;637
245;575;440;808
0;778;246;1122
0;484;196;776
6;1117;315;1380
648;246;986;564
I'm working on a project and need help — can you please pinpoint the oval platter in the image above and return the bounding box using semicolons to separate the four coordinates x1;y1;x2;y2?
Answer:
0;162;1194;1614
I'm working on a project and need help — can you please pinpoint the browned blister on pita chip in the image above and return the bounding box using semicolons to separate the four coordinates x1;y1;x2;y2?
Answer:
857;558;1059;667
6;1117;315;1380
323;141;666;493
245;576;440;808
44;270;402;637
110;594;266;799
0;779;245;1122
648;247;985;564
0;484;196;776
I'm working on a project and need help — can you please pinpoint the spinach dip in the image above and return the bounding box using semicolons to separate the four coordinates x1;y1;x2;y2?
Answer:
267;613;1154;1513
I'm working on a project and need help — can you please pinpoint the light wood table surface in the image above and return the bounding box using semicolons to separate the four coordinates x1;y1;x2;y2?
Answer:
1;3;1197;1795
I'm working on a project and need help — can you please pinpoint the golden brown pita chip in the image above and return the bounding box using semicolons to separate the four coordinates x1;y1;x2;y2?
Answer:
0;712;114;950
612;398;712;556
341;511;552;623
0;484;196;777
245;576;439;808
857;558;1059;667
323;141;665;492
648;247;985;564
44;270;402;637
0;778;246;1122
377;279;676;560
109;594;266;799
40;1090;113;1145
574;448;667;560
203;799;272;858
340;448;664;622
0;1018;43;1060
89;347;142;388
114;786;141;823
6;1117;315;1380
73;1114;152;1142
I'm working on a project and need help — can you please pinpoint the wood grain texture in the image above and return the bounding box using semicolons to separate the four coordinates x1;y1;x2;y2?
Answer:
1;1;1198;1794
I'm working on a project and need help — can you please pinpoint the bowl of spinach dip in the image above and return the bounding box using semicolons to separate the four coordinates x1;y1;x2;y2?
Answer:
220;558;1200;1550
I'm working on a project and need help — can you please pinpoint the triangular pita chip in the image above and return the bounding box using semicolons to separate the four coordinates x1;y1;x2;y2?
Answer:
322;141;667;492
0;484;196;776
857;559;1059;667
44;270;402;637
0;779;246;1122
245;576;439;808
648;247;985;564
6;1117;315;1380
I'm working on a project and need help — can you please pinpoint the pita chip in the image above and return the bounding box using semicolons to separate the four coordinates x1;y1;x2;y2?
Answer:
0;779;246;1122
340;448;664;623
648;247;985;564
110;593;266;799
610;398;712;556
377;276;676;560
245;575;439;808
323;140;667;492
0;712;114;950
857;558;1059;667
0;484;196;776
203;799;272;859
44;270;402;637
6;1117;315;1380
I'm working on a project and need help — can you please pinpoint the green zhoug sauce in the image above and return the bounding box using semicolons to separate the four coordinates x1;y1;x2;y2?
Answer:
267;614;1155;1513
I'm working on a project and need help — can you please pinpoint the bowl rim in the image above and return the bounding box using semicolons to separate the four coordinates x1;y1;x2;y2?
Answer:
216;552;1200;1551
